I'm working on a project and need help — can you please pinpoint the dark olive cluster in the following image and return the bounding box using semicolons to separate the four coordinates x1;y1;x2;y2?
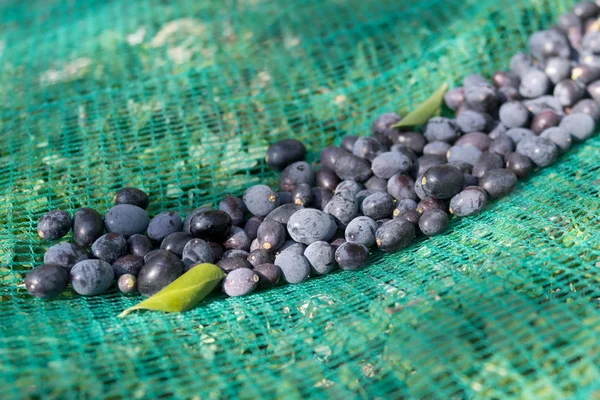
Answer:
27;187;281;299
25;2;599;301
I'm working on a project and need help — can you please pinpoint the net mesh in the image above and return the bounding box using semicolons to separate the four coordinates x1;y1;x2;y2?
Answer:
1;0;600;398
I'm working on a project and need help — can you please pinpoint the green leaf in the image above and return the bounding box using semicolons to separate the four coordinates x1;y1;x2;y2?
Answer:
118;263;225;317
391;83;448;128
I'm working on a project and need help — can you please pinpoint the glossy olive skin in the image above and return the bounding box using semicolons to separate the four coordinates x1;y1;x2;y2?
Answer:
244;216;263;241
222;227;251;251
265;204;302;225
160;232;193;258
554;79;584;107
396;132;426;153
278;162;314;192
316;168;341;192
208;242;224;261
114;187;149;209
311;188;333;210
492;71;520;88
587;80;600;103
572;64;600;85
278;191;293;205
394;199;418;216
72;207;104;246
505;152;534;178
291;183;313;206
419;209;449;236
421;165;465;199
183;207;211;235
216;257;253;273
413;154;446;177
247;249;275;267
25;264;69;299
372;132;393;148
320;146;348;171
340;136;359;153
335;242;369;271
253;263;282;289
472;152;504;178
257;219;286;251
217;195;245;227
277;241;307;257
143;249;163;264
189;210;232;242
266;139;307;171
387;174;418;201
395;209;420;225
137;250;183;297
416;197;446;214
127;234;154;258
489;135;515;157
329;237;346;251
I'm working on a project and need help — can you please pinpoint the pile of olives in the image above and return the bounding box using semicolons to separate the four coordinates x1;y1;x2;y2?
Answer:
25;1;599;300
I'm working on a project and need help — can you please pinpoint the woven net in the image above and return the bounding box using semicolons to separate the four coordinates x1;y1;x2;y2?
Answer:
1;0;600;398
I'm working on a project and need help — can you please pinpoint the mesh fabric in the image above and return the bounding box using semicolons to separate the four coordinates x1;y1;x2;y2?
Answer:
1;0;600;398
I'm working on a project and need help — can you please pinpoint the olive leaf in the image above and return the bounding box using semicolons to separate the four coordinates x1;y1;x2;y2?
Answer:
118;263;225;317
392;83;449;128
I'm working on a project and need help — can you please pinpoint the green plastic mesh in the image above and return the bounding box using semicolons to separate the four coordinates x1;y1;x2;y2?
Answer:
1;0;600;398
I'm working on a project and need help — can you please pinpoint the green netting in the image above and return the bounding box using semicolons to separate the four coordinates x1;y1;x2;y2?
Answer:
1;0;600;398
